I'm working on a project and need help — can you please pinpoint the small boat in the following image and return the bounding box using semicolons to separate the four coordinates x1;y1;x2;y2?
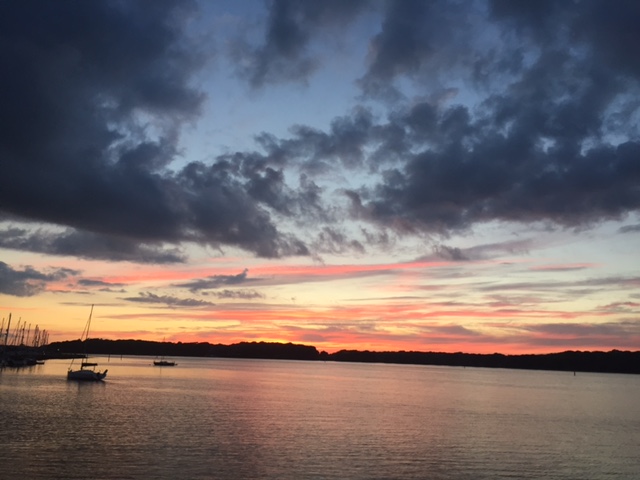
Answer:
153;338;177;366
67;305;108;381
153;359;177;366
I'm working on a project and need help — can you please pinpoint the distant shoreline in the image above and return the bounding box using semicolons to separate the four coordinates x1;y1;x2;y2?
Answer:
40;339;640;375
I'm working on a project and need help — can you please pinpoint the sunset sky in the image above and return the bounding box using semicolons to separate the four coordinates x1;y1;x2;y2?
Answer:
1;0;639;354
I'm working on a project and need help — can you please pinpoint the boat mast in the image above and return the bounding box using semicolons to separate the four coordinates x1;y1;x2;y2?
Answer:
1;314;9;363
83;304;94;342
4;314;11;348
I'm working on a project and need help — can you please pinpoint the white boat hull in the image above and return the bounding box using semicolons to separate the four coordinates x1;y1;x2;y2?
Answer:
67;368;107;381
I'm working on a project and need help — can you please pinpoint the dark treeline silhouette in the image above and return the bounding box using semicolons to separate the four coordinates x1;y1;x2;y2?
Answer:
46;339;319;361
43;339;640;374
329;349;640;374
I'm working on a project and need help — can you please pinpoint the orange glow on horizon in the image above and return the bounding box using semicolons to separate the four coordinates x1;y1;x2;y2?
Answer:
5;249;638;358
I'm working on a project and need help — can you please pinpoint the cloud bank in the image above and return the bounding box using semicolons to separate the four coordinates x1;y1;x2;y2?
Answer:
1;0;638;265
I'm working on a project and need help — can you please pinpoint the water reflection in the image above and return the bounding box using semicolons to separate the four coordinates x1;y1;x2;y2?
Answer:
1;357;639;479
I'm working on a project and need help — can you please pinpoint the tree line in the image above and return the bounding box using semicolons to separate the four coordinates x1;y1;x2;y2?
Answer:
44;339;640;374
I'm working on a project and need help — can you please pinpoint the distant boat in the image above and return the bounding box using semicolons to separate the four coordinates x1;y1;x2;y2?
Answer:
153;359;177;367
67;305;107;381
153;337;177;366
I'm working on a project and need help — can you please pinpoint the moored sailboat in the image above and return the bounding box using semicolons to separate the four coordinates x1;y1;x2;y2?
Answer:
153;358;177;366
153;337;177;366
67;305;107;381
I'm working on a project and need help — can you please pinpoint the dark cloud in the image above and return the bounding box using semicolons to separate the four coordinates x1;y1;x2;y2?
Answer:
313;227;366;256
77;279;125;288
358;0;475;100
229;0;368;88
0;0;201;247
175;160;309;257
0;1;309;260
233;61;634;235
364;140;640;233
0;261;77;297
523;321;640;340
530;265;593;273
348;33;640;231
176;268;252;292
346;0;640;232
619;224;640;234
212;289;265;300
432;245;469;262
417;238;532;264
491;0;640;78
0;227;185;264
426;324;481;337
262;107;375;173
597;301;640;314
1;0;639;264
123;292;215;308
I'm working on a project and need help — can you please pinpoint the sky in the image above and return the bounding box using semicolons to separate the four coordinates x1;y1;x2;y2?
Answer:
1;0;639;354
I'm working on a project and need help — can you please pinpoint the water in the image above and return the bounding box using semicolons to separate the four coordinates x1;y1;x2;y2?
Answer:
1;357;639;479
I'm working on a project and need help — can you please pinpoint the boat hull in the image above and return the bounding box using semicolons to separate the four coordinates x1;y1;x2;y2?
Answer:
67;368;107;381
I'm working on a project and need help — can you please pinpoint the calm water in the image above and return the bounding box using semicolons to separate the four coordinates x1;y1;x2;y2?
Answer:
1;357;639;479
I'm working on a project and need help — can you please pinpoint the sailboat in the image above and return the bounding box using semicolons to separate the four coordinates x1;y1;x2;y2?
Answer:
154;338;177;366
153;357;177;367
67;305;107;381
153;358;177;367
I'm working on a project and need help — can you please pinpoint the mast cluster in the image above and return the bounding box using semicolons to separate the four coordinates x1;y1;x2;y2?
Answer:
1;314;49;348
1;313;49;367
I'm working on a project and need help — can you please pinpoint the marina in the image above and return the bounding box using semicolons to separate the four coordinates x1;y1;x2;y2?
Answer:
0;313;49;368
